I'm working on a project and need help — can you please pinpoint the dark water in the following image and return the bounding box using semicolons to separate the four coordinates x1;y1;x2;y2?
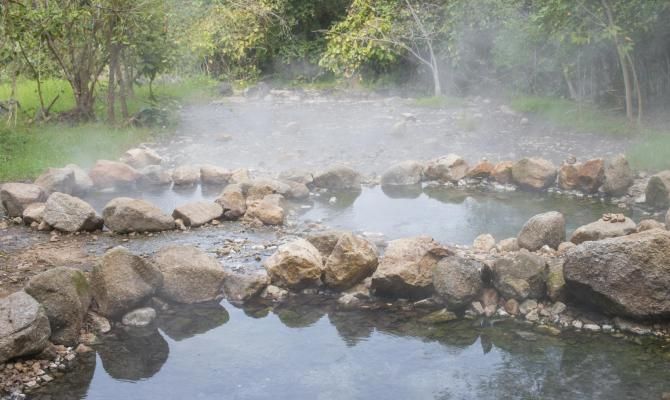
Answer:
31;299;670;400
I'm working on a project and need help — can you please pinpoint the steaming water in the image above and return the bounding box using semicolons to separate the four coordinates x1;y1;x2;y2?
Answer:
30;299;670;400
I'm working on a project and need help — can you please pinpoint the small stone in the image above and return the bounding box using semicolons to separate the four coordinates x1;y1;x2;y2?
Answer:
525;309;539;322
470;301;485;315
121;307;157;327
550;302;567;315
519;299;538;315
504;298;520;315
75;344;92;353
583;323;601;332
572;320;583;330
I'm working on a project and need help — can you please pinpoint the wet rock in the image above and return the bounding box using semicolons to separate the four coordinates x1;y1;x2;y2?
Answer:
423;154;469;182
419;309;457;324
222;271;270;303
466;161;495;179
307;230;347;256
519;299;537;315
138;165;172;186
380;161;424;186
153;245;226;304
263;239;324;290
87;312;111;334
43;192;103;232
91;246;163;318
511;158;557;190
570;217;636;244
25;267;91;346
103;197;175;233
65;164;94;195
278;169;314;186
89;160;140;188
505;299;520;315
645;170;670;208
370;236;447;299
313;165;361;191
34;167;76;195
215;184;247;220
120;147;163;169
261;285;289;302
546;258;566;301
472;234;495;253
491;161;514;184
171;165;200;186
245;178;291;200
0;291;51;363
432;256;484;309
244;194;284;225
22;202;45;225
558;159;605;193
200;165;232;185
637;219;665;232
121;307;157;327
601;155;634;196
284;180;310;200
517;211;565;251
323;233;378;290
493;251;547;300
0;183;47;217
172;201;223;227
564;229;670;319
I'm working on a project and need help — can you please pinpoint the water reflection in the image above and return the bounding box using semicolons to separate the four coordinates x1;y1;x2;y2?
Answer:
157;302;230;341
97;328;169;381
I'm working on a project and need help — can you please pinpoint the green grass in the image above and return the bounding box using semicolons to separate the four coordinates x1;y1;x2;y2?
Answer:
413;95;466;109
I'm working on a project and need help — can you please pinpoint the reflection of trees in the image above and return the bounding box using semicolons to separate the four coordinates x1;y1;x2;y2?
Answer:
157;302;229;341
381;184;422;199
97;328;169;381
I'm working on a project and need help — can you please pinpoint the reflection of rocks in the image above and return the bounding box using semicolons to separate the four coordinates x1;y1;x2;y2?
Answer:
422;185;469;204
327;311;374;346
380;184;422;199
157;302;229;341
316;189;361;209
273;303;326;329
97;328;169;380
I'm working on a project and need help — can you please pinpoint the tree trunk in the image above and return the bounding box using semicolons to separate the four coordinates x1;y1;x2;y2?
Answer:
116;53;129;120
626;52;643;124
601;0;633;121
107;45;119;124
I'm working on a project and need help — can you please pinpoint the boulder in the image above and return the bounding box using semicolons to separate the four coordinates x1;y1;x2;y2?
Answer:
546;258;566;301
497;237;519;252
244;178;291;200
172;201;223;227
215;184;247;220
380;161;424;186
570;217;636;244
284;180;310;200
22;202;45;224
645;170;670;208
34;167;76;195
370;236;448;299
263;239;323;289
172;165;200;186
25;267;91;345
466;161;494;180
491;161;514;184
153;245;226;304
120;147;163;169
472;234;495;253
138;165;172;186
312;166;361;191
637;219;665;232
493;251;547;300
517;211;565;251
200;165;232;185
121;307;157;327
278;169;314;186
103;197;175;233
90;246;163;318
432;256;484;309
564;229;670;319
222;271;270;303
229;168;251;184
423;154;469;182
89;160;140;188
306;230;347;256
558;159;605;193
667;209;670;230
43;192;103;232
0;183;47;217
511;158;557;190
64;164;94;195
601;155;634;196
323;233;378;290
0;291;51;363
244;194;284;225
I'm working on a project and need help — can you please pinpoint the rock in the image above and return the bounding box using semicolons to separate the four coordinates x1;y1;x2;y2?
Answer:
570;217;636;244
261;285;289;302
637;219;665;232
24;267;90;346
667;209;670;230
172;201;223;227
90;246;163;317
564;229;670;319
557;242;576;254
472;234;495;253
34;167;76;195
312;166;361;191
511;158;557;190
229;168;251;184
519;299;538;315
244;178;290;200
493;252;547;300
337;293;362;309
480;288;499;308
22;202;45;224
200;165;232;185
65;164;94;195
278;169;314;186
466;161;495;179
215;184;247;220
43;192;103;232
380;161;424;186
546;258;566;301
323;233;378;290
153;245;226;304
423;154;469;182
120;148;162;169
370;236;448;299
558;159;605;193
517;211;565;251
89;160;140;188
504;298;520;315
432;256;484;309
244;194;284;225
87;312;111;333
645;170;670;208
306;230;347;256
0;291;51;363
172;165;200;186
263;239;323;290
550;302;566;315
470;301;485;316
491;161;514;184
284;181;310;200
103;197;175;233
121;307;157;327
497;238;519;252
138;165;172;186
0;183;47;217
601;155;634;196
222;272;270;303
419;309;457;324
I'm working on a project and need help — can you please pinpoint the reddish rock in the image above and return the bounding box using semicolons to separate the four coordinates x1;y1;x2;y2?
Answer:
491;161;514;184
466;161;495;179
89;160;140;188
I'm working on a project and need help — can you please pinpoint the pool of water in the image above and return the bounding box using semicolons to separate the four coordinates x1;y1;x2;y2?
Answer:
30;299;670;400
